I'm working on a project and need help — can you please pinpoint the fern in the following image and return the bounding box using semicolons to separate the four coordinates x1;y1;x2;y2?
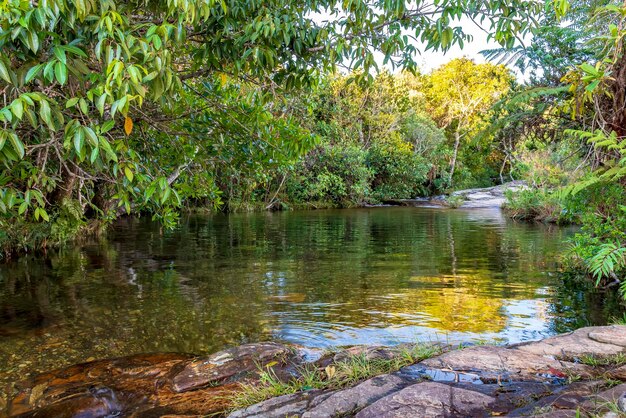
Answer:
588;241;626;285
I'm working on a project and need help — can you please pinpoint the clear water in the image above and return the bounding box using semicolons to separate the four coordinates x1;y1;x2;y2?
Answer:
0;207;619;391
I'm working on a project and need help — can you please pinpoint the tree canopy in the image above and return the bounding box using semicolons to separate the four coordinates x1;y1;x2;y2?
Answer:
0;0;543;249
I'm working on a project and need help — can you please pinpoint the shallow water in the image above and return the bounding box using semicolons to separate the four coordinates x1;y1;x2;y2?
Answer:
0;207;620;390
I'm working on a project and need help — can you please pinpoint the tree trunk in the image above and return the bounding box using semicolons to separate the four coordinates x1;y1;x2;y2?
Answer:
449;129;461;185
52;165;77;204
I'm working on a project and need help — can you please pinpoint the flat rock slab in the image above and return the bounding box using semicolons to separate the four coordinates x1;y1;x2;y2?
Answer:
301;374;412;418
588;326;626;348
514;325;626;358
228;389;333;418
172;342;294;392
420;346;591;382
6;343;299;417
506;380;606;416
355;382;496;418
460;197;506;209
450;181;528;209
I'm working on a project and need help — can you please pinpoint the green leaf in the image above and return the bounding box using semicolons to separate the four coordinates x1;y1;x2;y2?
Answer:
39;207;50;222
101;119;115;133
53;47;67;65
83;126;98;146
580;63;598;76
25;64;43;83
161;186;171;204
90;147;99;163
97;94;107;116
124;166;134;182
0;59;12;83
40;100;54;130
73;127;85;154
66;97;80;108
61;45;88;57
11;99;24;120
8;133;25;159
54;61;68;85
18;201;28;215
79;98;88;114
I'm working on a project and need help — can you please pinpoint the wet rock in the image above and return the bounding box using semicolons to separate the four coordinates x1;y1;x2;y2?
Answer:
6;326;626;418
583;383;626;410
355;381;495;417
607;365;626;380
398;364;483;384
7;344;299;417
301;374;412;418
530;411;578;418
420;346;591;382
513;326;626;358
7;353;190;416
507;381;606;416
451;181;528;209
460;381;556;414
228;390;332;418
172;342;294;392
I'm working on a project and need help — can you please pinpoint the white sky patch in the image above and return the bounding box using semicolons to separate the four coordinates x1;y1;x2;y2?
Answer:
310;10;527;79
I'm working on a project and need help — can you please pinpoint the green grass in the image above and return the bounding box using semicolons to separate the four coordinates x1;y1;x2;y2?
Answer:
579;353;626;367
229;343;442;411
445;195;465;208
610;313;626;325
586;400;626;418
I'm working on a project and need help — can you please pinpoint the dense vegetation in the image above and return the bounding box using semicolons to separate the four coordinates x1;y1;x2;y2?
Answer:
1;0;626;302
0;0;539;253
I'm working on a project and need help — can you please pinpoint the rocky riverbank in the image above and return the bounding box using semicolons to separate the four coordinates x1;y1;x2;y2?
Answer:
3;325;626;417
387;180;528;209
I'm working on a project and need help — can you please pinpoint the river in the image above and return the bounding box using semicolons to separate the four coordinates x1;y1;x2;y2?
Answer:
0;207;620;395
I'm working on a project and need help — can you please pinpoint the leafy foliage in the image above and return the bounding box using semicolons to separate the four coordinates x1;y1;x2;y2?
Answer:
0;0;543;254
418;58;513;186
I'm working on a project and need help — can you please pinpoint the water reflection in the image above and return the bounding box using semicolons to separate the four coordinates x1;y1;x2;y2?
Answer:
0;207;622;390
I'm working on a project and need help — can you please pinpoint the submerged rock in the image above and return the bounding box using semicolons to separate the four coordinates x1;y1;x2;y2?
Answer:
5;344;299;417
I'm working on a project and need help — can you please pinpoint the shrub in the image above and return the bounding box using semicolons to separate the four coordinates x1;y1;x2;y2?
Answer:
503;188;573;223
367;140;431;201
564;183;626;298
286;144;373;206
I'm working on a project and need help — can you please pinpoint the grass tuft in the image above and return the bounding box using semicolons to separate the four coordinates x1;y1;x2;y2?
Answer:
229;343;442;411
579;353;626;367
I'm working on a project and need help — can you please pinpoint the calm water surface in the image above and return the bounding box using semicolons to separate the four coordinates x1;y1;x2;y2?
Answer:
0;207;620;389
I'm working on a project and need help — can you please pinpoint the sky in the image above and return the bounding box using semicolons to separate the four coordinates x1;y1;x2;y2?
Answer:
413;21;502;73
311;11;525;79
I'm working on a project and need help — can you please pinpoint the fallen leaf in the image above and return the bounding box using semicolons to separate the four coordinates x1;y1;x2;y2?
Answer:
124;116;133;135
325;365;336;380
